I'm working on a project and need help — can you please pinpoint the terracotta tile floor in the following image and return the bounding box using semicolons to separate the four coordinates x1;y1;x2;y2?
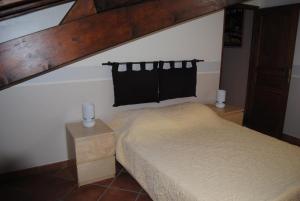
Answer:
0;163;153;201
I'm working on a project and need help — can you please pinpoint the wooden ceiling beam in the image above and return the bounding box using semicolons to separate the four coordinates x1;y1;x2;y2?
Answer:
0;0;246;90
93;0;146;12
60;0;96;24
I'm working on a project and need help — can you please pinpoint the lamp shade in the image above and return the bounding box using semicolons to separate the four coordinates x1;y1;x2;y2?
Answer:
82;102;95;127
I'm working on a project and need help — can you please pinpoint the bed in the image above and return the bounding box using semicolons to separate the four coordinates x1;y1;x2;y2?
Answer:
109;102;300;201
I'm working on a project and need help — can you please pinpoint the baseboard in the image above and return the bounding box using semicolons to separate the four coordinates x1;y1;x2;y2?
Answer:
282;134;300;147
0;160;74;181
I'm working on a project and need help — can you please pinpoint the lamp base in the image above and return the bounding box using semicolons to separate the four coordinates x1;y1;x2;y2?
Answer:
216;102;225;108
83;120;95;128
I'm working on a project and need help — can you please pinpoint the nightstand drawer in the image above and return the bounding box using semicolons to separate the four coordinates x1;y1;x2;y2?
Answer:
75;133;115;164
77;156;115;186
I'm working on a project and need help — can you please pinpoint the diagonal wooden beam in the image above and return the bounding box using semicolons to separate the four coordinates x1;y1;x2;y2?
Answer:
60;0;96;24
94;0;145;12
0;0;245;90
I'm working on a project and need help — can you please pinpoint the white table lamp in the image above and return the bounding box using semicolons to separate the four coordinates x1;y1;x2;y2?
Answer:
216;89;226;108
82;102;95;128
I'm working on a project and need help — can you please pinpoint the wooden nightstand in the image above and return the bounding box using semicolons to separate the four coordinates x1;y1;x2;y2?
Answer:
66;119;116;186
206;104;244;125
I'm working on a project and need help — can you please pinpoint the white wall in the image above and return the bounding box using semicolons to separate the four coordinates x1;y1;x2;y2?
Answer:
284;12;300;139
220;10;254;107
0;2;74;43
0;5;224;173
260;0;300;7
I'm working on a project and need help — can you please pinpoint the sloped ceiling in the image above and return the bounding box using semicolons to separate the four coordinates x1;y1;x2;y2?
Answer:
0;0;245;90
0;0;73;21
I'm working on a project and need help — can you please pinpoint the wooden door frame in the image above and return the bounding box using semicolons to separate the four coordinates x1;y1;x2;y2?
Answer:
243;4;300;137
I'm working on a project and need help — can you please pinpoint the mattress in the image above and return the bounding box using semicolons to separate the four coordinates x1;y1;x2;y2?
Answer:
109;103;300;201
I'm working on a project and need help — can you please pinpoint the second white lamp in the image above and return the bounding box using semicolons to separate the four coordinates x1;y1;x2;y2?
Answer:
216;89;226;108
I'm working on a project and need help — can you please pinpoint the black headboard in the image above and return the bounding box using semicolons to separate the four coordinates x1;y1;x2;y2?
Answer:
103;59;203;107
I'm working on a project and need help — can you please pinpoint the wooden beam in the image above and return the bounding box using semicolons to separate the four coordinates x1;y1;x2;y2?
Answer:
0;0;74;21
60;0;96;24
0;0;246;90
94;0;145;12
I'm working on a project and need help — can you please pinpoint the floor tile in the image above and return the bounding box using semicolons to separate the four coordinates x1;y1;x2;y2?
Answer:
110;171;141;192
8;174;76;201
99;188;137;201
64;184;106;201
136;193;153;201
51;166;76;181
1;162;150;201
92;178;114;187
0;185;34;201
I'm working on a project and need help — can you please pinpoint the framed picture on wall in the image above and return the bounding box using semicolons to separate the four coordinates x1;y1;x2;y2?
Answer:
224;8;244;47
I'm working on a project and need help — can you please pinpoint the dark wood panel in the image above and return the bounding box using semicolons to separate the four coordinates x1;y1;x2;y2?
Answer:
244;5;299;138
60;0;96;24
0;0;245;90
0;0;74;21
228;3;259;10
249;88;286;136
94;0;146;12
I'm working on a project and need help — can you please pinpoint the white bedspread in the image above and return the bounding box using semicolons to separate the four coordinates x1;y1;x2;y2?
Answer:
109;103;300;201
